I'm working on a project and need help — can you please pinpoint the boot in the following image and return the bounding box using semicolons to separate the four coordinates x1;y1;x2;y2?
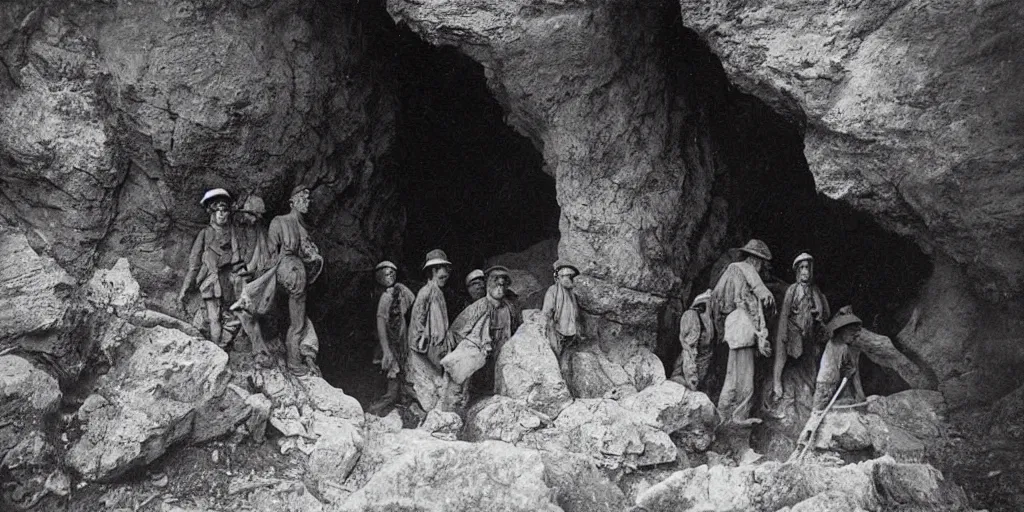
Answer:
369;379;400;416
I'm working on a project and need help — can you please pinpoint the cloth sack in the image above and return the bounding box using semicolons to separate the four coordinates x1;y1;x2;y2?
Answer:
440;339;488;385
724;309;757;350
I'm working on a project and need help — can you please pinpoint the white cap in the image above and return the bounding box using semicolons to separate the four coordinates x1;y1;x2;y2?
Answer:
375;261;397;272
200;188;231;207
793;253;814;270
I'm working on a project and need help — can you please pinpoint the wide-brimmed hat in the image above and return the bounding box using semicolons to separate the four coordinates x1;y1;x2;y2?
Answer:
422;249;451;270
375;260;397;272
827;305;862;333
691;289;712;307
200;188;232;208
465;269;485;286
792;252;813;270
737;239;772;261
553;259;580;276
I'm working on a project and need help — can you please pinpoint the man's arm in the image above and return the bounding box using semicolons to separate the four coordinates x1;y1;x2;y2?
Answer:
676;310;701;389
178;230;205;302
377;292;395;370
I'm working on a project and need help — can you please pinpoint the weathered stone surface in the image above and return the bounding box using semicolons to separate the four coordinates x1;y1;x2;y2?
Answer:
0;355;60;457
336;430;562;512
616;346;667;392
540;451;630;512
66;323;229;481
563;349;637;400
306;413;364;496
1;431;68;510
618;380;717;451
867;390;946;447
417;409;463;438
0;0;400;314
540;398;677;469
0;228;83;374
495;309;573;417
635;456;975;512
463;395;546;444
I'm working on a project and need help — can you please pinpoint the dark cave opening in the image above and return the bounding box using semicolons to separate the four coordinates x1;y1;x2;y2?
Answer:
659;18;934;399
317;3;559;407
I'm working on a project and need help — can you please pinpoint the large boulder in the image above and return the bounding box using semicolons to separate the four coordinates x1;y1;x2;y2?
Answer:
867;390;947;453
0;356;65;508
0;228;83;374
336;430;562;512
538;398;677;469
634;456;974;512
618;380;717;451
66;322;229;481
495;309;573;418
463;395;549;444
562;348;638;400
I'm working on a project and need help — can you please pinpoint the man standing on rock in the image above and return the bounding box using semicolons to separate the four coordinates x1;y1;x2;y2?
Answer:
671;289;714;391
232;186;321;376
540;260;582;361
406;249;455;413
772;253;830;403
179;188;241;348
230;195;271;353
710;239;775;461
440;265;521;412
368;260;415;415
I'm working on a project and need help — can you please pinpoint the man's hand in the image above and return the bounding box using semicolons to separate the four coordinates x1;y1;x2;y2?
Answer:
772;381;784;400
758;338;772;358
381;348;395;372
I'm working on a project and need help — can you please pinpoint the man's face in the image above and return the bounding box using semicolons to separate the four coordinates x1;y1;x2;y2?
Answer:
376;268;396;288
432;266;450;287
291;191;310;214
796;261;813;284
467;279;486;301
749;256;764;273
211;203;230;226
556;270;576;289
487;273;511;300
835;325;859;344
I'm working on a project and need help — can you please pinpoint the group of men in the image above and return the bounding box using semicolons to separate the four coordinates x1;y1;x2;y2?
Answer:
178;187;322;377
178;188;864;451
368;251;583;417
671;239;866;459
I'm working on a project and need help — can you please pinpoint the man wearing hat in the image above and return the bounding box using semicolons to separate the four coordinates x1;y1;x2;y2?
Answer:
465;269;486;302
405;249;455;412
540;260;582;359
368;260;416;415
232;185;321;376
772;253;830;402
179;188;241;347
812;306;866;410
439;265;522;411
710;238;776;458
671;289;714;391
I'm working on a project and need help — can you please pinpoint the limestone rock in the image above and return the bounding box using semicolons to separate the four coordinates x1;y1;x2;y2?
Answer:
66;323;228;481
540;451;630;512
563;349;638;400
618;380;717;452
495;309;573;418
0;228;82;372
0;355;60;456
635;456;973;512
868;390;946;452
337;430;562;512
192;385;256;444
541;398;676;468
463;395;547;444
417;409;463;438
617;346;667;392
306;413;364;495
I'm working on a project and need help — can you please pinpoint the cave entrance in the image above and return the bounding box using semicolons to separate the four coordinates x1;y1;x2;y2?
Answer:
660;23;934;399
318;8;558;408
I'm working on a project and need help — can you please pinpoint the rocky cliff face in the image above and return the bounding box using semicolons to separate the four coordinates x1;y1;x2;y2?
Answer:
0;0;401;308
